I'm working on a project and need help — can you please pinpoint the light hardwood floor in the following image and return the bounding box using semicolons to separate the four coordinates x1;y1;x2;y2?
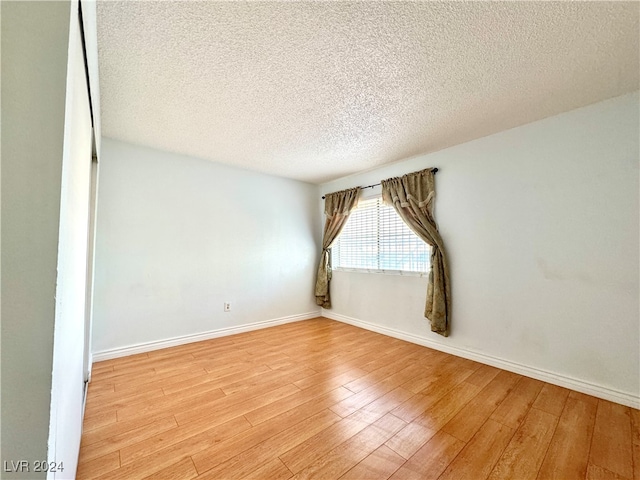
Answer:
78;318;639;480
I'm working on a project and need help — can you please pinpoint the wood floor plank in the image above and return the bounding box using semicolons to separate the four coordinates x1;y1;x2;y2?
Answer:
174;383;300;427
81;410;176;448
76;451;120;480
279;413;371;474
390;368;476;423
399;367;445;395
353;387;414;424
401;361;477;395
289;413;407;480
84;387;166;418
329;366;416;418
589;400;634;479
83;410;117;432
113;366;209;393
312;347;388;373
93;365;155;382
91;363;114;375
331;384;394;417
339;444;405;480
442;370;520;442
438;419;515;480
78;416;177;464
384;421;435;459
194;409;341;479
316;357;365;374
245;351;292;367
196;350;251;366
116;387;226;422
163;364;271;398
569;390;599;406
79;319;631;480
351;359;425;395
532;383;570;417
465;364;502;388
190;388;352;474
141;457;198;480
293;367;367;392
357;343;420;374
241;458;293;480
451;355;484;371
119;412;249;465
388;431;465;480
537;395;597;480
199;358;256;376
631;408;640;445
586;463;632;480
92;416;249;480
87;381;115;397
487;407;558;480
161;363;254;396
245;385;353;426
220;366;316;396
490;376;544;429
412;381;482;431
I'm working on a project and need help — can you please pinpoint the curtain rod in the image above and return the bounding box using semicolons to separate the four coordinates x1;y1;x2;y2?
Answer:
321;167;438;199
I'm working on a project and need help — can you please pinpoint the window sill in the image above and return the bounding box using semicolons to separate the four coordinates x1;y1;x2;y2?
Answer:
333;267;428;278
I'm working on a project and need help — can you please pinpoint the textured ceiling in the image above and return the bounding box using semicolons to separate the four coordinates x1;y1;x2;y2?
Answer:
97;1;639;184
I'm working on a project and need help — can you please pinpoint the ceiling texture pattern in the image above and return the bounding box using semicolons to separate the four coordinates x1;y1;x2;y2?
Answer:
97;1;639;184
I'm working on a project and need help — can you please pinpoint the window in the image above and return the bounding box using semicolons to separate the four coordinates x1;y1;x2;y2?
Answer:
331;196;431;275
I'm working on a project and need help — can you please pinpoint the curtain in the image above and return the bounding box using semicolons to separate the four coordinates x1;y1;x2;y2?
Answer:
315;187;361;308
381;169;451;336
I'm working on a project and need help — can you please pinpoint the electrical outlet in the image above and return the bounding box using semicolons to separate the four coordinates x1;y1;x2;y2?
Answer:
224;302;231;312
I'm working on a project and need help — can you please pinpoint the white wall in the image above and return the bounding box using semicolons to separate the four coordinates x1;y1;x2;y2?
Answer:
1;2;71;477
92;139;320;355
47;4;94;479
320;92;639;406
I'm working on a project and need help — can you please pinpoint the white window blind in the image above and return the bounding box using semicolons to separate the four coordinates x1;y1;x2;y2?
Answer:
331;196;431;274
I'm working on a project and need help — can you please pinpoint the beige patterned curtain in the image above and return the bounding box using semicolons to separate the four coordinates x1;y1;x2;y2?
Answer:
315;187;361;308
381;169;451;336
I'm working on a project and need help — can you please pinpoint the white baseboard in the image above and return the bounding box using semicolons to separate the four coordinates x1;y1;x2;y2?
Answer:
322;310;639;409
92;311;321;362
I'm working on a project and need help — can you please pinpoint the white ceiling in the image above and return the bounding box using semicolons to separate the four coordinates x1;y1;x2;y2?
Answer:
97;1;639;184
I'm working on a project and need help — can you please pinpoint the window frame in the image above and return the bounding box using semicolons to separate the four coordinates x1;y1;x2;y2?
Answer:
331;193;431;277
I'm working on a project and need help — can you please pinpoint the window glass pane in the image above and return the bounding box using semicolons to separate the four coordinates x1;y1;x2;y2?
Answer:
332;196;430;273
